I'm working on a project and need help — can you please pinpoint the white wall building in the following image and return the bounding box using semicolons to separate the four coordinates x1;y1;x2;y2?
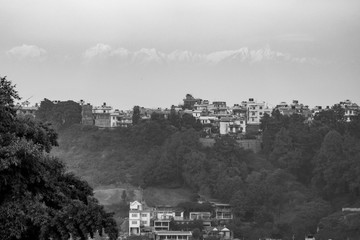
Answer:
129;201;152;236
154;231;192;240
243;98;272;125
219;117;246;135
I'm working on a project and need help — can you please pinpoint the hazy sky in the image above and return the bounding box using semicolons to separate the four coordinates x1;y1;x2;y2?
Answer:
1;0;359;109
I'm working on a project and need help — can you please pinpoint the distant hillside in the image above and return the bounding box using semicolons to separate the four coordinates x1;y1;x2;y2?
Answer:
143;187;195;207
49;112;360;239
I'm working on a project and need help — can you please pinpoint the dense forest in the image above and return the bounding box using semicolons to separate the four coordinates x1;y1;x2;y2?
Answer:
41;99;360;239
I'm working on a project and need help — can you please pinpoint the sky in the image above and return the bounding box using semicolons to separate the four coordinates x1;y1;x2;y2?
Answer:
1;0;359;110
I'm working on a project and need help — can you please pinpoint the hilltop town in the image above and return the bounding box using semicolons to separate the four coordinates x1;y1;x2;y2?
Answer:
15;94;360;137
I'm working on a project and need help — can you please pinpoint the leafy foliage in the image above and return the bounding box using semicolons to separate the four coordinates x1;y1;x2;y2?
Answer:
36;98;82;130
0;77;118;240
132;106;141;125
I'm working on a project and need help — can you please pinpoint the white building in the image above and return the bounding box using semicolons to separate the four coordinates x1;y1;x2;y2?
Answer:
339;99;359;122
243;98;272;125
219;117;246;135
199;116;217;125
93;103;113;128
129;201;152;236
192;110;203;119
154;231;192;240
93;102;112;114
110;111;120;127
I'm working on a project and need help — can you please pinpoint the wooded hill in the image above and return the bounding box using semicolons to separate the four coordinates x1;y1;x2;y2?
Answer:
49;105;360;240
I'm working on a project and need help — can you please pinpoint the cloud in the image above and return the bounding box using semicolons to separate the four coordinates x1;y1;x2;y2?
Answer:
83;43;113;59
83;44;319;65
6;44;47;61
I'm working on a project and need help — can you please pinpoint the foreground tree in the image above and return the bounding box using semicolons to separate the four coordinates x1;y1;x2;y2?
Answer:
0;76;118;240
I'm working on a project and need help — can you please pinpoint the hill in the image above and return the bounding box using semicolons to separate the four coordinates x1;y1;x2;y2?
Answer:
49;112;360;239
143;187;195;207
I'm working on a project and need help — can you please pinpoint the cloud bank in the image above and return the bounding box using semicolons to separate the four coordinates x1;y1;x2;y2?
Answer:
83;43;319;65
6;44;47;61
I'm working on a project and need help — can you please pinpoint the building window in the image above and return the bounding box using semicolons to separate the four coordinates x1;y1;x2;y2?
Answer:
141;214;147;217
131;213;138;217
141;221;147;225
132;221;137;224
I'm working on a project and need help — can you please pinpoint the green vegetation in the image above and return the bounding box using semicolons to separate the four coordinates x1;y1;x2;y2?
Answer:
0;77;118;240
36;98;82;130
143;187;195;207
47;94;360;239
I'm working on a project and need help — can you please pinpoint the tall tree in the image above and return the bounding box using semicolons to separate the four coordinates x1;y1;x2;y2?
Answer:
132;105;141;125
312;130;347;198
0;76;118;240
36;99;81;129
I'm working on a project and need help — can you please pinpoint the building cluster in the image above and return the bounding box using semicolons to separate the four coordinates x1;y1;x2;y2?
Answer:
15;96;360;136
182;94;273;136
180;95;360;135
14;100;38;118
129;201;233;240
81;102;134;128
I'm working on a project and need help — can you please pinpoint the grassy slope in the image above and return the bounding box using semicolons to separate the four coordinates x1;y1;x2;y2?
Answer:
51;124;141;187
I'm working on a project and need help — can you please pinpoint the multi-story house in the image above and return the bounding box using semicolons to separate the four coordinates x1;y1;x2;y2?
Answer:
129;201;152;236
339;99;359;122
183;94;202;110
109;109;130;127
213;203;233;220
219;117;232;135
212;101;228;116
275;100;312;119
219;116;246;135
199;116;217;125
153;206;184;231
194;100;210;112
192;110;203;119
93;102;112;128
244;98;272;125
189;212;212;227
231;104;247;118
